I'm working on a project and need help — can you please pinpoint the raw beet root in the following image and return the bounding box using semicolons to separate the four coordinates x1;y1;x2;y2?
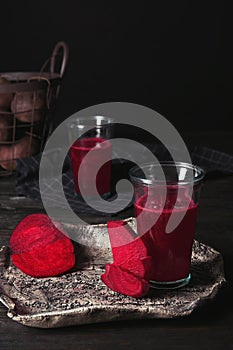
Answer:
10;214;60;253
101;220;152;297
10;214;75;277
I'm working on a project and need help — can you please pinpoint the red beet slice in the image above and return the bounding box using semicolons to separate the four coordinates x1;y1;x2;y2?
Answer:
117;255;153;280
101;264;150;298
107;220;135;247
10;214;75;277
107;220;152;278
101;220;153;297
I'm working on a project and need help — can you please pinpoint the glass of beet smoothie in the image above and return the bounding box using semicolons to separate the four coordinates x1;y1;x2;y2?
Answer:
68;116;114;198
129;162;205;289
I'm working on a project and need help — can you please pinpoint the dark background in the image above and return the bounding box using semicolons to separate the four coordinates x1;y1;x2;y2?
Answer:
0;1;232;137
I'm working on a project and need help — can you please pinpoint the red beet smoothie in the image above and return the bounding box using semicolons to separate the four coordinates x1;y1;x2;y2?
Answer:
135;195;198;282
71;137;112;196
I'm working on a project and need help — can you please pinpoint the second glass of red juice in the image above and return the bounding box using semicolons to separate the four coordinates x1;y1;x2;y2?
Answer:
129;162;205;289
69;116;114;198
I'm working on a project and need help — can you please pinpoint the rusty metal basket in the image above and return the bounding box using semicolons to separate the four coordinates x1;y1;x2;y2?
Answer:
0;41;69;176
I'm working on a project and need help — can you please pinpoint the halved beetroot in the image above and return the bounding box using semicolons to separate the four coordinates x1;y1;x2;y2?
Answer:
10;214;62;254
101;264;150;298
10;214;75;277
12;238;75;277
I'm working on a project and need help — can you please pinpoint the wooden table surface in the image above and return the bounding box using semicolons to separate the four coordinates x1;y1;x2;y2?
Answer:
0;132;233;350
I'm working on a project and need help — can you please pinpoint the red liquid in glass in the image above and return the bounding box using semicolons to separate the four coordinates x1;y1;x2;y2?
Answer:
70;137;112;196
135;194;198;282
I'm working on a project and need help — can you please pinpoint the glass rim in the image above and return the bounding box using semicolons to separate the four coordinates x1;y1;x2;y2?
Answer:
67;115;114;129
129;161;205;186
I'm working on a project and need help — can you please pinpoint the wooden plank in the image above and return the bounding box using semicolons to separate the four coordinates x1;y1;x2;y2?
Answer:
0;175;16;196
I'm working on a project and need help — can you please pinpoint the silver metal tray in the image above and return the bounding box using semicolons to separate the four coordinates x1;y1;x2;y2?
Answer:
0;218;226;328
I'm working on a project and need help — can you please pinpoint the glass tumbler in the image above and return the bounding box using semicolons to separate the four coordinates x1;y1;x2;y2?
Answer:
129;162;205;289
68;116;114;198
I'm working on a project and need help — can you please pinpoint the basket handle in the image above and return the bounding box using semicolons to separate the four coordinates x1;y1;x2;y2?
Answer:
40;41;69;78
50;41;69;77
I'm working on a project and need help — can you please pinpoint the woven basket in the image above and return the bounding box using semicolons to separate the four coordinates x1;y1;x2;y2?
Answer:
0;41;68;176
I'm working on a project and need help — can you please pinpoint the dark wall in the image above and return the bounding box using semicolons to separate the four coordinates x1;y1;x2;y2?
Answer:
1;1;232;133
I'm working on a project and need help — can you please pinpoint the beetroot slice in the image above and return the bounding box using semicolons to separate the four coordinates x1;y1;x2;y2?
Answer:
102;220;154;297
117;255;153;279
108;221;149;258
107;220;152;277
107;220;134;247
101;264;150;298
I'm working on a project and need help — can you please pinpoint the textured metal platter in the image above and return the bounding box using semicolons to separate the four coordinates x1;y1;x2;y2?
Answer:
0;218;226;328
